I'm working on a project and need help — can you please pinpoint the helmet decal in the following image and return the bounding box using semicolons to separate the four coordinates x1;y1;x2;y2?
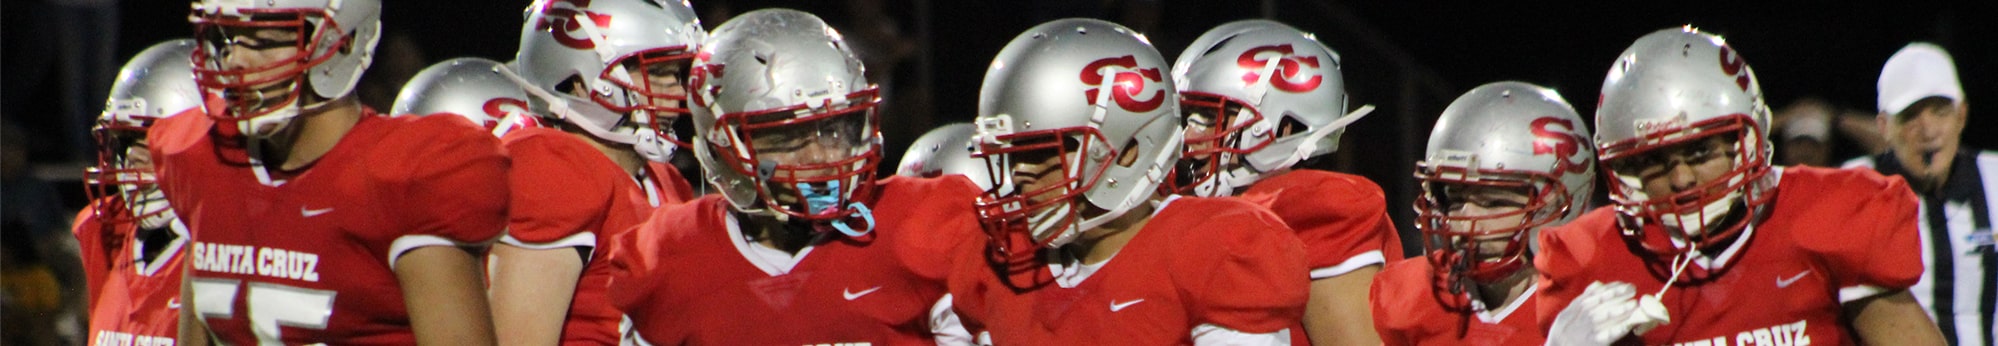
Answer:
1236;44;1323;93
1080;55;1167;113
536;0;614;50
1531;117;1590;175
1718;45;1752;92
481;97;531;123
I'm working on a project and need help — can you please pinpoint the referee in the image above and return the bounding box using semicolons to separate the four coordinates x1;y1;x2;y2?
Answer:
1845;42;1996;346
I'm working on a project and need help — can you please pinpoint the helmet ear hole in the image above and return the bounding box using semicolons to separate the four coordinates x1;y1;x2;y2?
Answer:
555;76;585;96
1276;115;1306;138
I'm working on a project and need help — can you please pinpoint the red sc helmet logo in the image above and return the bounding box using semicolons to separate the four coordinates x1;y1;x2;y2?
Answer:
1717;45;1753;92
480;97;541;132
1080;55;1166;113
1531;117;1590;175
535;0;613;50
1236;44;1322;93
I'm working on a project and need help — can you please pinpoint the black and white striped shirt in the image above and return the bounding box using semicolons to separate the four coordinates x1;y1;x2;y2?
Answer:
1847;149;1998;346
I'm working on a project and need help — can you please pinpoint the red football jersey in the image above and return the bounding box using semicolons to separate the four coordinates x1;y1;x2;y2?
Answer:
72;199;184;346
499;127;693;345
1245;170;1405;274
150;108;509;344
605;176;981;345
1371;255;1543;346
948;196;1312;345
1534;167;1923;345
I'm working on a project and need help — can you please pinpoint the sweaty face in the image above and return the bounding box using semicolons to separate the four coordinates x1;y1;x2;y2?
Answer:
1607;135;1738;206
1438;184;1533;260
626;60;687;109
1003;136;1080;206
747;110;873;208
201;24;307;118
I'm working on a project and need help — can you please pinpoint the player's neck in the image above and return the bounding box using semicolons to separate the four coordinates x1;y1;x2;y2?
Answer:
264;98;363;171
565;128;644;177
1066;197;1159;265
743;212;817;255
1474;267;1535;309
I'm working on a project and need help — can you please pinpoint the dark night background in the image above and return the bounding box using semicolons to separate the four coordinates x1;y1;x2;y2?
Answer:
5;0;1993;256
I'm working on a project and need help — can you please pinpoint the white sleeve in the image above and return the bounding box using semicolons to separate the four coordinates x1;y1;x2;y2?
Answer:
930;294;974;346
1310;250;1385;279
1190;324;1290;346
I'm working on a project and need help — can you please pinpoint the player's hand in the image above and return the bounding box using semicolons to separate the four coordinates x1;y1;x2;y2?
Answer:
1547;281;1667;345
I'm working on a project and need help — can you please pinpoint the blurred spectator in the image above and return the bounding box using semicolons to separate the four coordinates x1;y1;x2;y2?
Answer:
1;120;85;345
4;218;63;346
1773;97;1889;167
1774;98;1836;166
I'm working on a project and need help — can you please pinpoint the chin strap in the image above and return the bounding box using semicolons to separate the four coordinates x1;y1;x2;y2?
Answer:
495;64;641;145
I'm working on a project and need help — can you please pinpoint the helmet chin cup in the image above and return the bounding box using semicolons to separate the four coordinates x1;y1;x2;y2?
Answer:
1028;201;1081;248
237;105;301;138
633;128;676;162
1658;190;1740;238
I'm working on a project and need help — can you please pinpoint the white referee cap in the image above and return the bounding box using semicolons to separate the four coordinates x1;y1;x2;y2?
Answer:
1877;42;1963;116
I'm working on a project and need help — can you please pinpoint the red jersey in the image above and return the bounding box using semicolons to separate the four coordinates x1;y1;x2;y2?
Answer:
948;196;1311;345
1245;170;1405;275
605;176;981;345
1534;167;1923;345
150;108;509;344
1246;170;1405;345
1371;255;1542;346
72;199;184;346
499;127;694;345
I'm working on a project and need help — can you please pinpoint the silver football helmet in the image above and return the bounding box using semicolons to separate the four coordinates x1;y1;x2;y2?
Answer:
897;123;1000;191
1171;20;1371;197
88;39;199;230
1416;81;1594;287
392;57;543;137
972;18;1181;252
515;0;704;162
190;0;381;137
688;8;882;235
1596;26;1775;255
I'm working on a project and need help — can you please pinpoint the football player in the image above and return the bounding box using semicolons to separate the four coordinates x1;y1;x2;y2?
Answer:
1536;27;1945;345
75;39;199;346
489;0;703;343
947;18;1310;345
160;0;507;343
1169;19;1398;345
391;57;543;138
601;9;983;344
1370;81;1594;345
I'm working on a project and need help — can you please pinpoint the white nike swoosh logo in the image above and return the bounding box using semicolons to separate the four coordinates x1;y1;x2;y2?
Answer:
1110;299;1145;312
167;298;181;310
843;286;883;300
301;207;334;217
1776;270;1812;288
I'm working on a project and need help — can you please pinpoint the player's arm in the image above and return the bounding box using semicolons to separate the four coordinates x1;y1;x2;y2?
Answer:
396;246;498;345
178;253;213;346
1829;174;1941;345
489;243;586;346
1303;265;1382;346
1187;205;1312;346
1842;289;1943;345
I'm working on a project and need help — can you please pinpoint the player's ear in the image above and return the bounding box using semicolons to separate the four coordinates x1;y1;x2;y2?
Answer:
1117;139;1139;167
